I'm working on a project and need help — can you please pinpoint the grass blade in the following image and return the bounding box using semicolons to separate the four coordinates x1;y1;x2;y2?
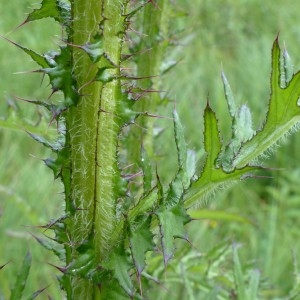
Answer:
10;252;32;300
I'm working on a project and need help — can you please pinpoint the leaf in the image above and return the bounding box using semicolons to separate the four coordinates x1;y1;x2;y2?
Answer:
10;252;32;300
174;110;196;187
105;245;135;297
232;245;246;300
129;216;154;276
128;187;158;220
282;43;294;87
25;286;49;300
164;173;185;208
94;66;117;83
6;37;79;107
189;209;254;225
44;146;69;178
163;110;194;208
66;250;95;277
77;34;104;63
173;109;187;169
22;0;70;25
140;145;152;193
233;38;300;169
220;73;255;171
247;269;260;300
157;201;190;264
31;233;64;260
0;35;49;68
27;132;56;150
221;70;237;118
42;46;79;107
184;104;256;208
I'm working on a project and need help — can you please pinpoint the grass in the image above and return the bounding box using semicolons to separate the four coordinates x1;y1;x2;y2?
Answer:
1;0;300;298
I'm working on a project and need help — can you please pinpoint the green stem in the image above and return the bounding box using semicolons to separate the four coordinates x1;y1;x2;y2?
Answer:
94;0;125;260
65;0;126;298
66;0;102;298
129;0;170;162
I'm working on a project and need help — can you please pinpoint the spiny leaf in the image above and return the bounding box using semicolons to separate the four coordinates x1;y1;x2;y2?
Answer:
157;201;191;264
234;38;300;169
25;286;49;300
44;147;69;178
105;245;135;297
27;132;56;150
7;37;79;107
221;71;237;118
184;104;257;208
31;233;64;260
42;46;79;107
220;73;255;171
129;216;154;276
75;34;104;63
164;172;184;208
0;35;49;68
16;97;66;120
95;281;130;300
163;110;194;208
10;252;32;300
173;109;187;169
124;0;150;20
94;66;117;83
186;150;196;183
22;0;70;25
282;43;294;87
235;105;255;143
128;187;157;220
66;250;95;277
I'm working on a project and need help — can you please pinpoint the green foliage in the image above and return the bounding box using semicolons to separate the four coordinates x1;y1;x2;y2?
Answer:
10;252;31;300
2;0;300;299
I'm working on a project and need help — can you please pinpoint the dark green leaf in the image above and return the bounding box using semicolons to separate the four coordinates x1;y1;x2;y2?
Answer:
43;46;79;107
157;201;190;264
129;216;154;275
105;245;135;297
79;34;104;63
44;147;69;178
23;0;70;25
94;66;117;83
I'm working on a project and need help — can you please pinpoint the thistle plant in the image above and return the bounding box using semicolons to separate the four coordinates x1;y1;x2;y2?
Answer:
2;0;300;299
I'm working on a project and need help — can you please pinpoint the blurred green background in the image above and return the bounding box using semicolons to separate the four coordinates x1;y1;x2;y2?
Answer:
1;0;300;298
